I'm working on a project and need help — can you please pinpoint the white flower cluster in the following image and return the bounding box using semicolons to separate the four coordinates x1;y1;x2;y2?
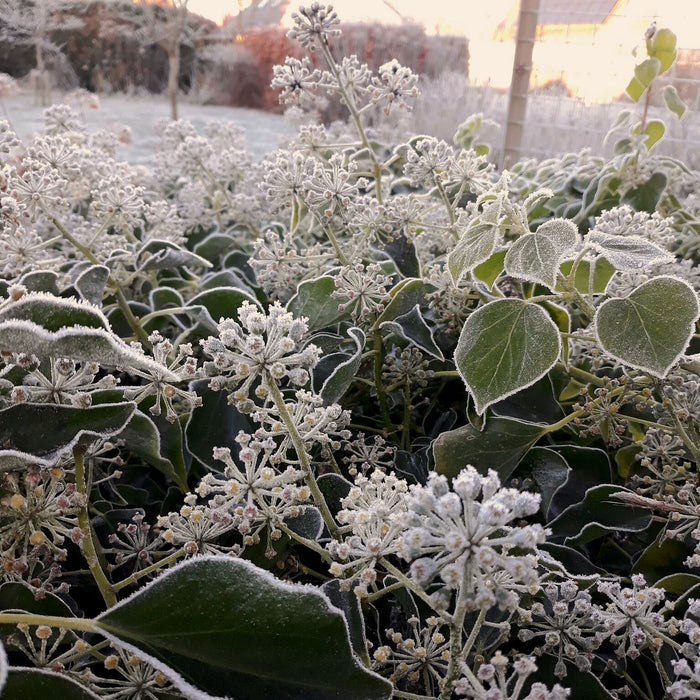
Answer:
201;301;321;408
399;467;547;610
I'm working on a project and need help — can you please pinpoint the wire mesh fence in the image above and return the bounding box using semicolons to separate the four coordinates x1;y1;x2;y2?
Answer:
408;0;700;169
498;0;700;167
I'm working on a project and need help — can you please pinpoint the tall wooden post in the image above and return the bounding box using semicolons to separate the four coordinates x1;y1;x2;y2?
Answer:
502;0;540;170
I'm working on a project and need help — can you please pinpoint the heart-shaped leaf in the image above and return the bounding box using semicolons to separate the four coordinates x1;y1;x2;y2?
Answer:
595;276;699;377
96;556;391;700
455;299;562;415
504;218;579;289
287;276;351;331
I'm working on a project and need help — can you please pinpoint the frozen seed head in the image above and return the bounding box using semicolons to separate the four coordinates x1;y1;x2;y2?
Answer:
288;4;341;48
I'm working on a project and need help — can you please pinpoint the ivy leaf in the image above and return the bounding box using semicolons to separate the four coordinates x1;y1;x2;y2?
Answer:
586;231;673;271
287;276;351;331
433;416;545;482
455;299;562;415
319;327;365;404
96;556;391;700
447;221;500;284
1;669;100;699
138;239;212;271
595;276;699;377
504;218;579;289
380;305;443;360
74;265;110;305
663;85;687;119
0;403;136;470
548;485;652;546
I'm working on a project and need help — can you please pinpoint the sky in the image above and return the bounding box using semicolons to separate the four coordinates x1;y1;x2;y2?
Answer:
185;0;512;35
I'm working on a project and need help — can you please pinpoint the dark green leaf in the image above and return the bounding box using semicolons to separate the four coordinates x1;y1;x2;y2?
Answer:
0;403;135;470
285;507;323;540
185;380;252;470
287;276;350;331
519;447;570;518
138;239;212;271
491;373;564;425
433;416;545;481
380;305;443;360
1;669;100;699
376;279;433;325
320;327;366;404
317;473;353;516
96;556;391;700
557;258;615;294
322;579;370;664
74;265;110;305
188;287;260;330
117;411;187;490
548;485;652;546
621;172;667;213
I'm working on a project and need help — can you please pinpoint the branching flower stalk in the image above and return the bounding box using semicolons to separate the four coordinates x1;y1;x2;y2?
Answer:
73;445;116;607
264;374;340;540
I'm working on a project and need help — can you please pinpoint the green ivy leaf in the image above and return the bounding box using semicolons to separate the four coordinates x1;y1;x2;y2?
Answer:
626;57;661;101
319;327;365;404
595;276;699;377
620;172;667;213
287;276;351;332
138;239;212;271
74;265;110;305
1;669;99;699
447;221;500;284
519;447;570;518
0;403;136;470
376;278;433;324
504;218;579;290
548;485;652;546
185;380;252;470
433;416;545;481
188;287;260;331
663;84;687;118
96;556;391;700
380;305;443;360
586;231;673;271
0;292;110;331
642;118;665;150
455;299;561;415
472;250;506;289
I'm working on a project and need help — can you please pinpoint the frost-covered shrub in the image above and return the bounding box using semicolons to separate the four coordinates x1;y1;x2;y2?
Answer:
0;7;698;700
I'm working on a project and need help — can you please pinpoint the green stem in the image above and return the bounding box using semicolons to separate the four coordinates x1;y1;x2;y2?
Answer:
0;612;97;634
276;521;333;563
111;548;187;592
74;446;117;608
49;213;150;348
438;561;479;700
321;221;350;266
379;559;441;613
364;579;405;604
264;376;340;540
372;328;394;435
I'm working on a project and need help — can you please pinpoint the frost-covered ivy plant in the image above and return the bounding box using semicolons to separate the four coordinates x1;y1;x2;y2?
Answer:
0;5;699;699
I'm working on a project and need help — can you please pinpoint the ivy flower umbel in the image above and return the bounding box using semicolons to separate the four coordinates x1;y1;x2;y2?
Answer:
399;467;546;610
287;3;341;48
123;331;201;423
201;301;321;408
327;470;408;597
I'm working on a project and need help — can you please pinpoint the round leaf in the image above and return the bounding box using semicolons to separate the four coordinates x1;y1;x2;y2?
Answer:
455;299;562;415
595;276;699;377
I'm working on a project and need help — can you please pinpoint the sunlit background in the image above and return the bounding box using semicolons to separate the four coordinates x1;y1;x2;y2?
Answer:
185;0;699;103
